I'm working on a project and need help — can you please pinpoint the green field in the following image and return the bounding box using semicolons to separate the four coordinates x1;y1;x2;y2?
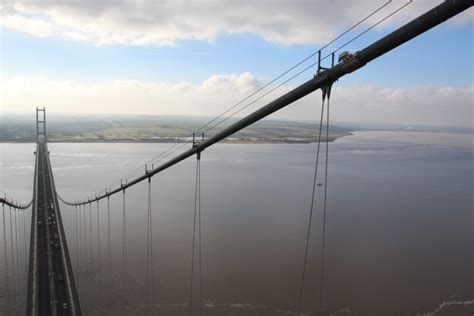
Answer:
1;113;350;143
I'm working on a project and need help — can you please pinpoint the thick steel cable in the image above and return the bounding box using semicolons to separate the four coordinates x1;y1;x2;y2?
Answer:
296;90;326;316
62;1;394;205
108;1;392;187
122;190;128;310
201;1;411;136
107;196;111;315
319;92;331;314
2;204;11;313
0;191;32;210
188;156;200;316
319;0;413;64
201;62;316;135
192;0;391;137
118;141;189;187
120;142;191;188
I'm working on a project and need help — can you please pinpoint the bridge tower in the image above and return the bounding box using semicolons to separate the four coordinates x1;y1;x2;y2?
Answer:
36;107;46;142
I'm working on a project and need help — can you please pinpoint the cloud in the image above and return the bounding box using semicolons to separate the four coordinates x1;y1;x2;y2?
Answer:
1;74;472;128
288;84;474;128
0;1;471;46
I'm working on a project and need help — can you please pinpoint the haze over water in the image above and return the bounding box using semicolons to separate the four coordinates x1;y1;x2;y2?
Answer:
1;131;473;315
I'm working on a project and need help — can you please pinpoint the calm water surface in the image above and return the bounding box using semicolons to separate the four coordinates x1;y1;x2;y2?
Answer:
0;131;473;315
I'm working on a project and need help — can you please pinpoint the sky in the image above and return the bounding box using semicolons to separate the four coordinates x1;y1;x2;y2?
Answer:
0;0;473;127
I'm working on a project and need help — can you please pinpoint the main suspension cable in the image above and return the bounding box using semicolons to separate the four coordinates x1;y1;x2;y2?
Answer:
192;0;391;137
200;1;411;136
63;1;402;205
107;2;393;188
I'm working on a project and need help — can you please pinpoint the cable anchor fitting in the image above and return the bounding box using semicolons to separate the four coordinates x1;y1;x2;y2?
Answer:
321;83;333;102
121;179;127;192
192;132;205;160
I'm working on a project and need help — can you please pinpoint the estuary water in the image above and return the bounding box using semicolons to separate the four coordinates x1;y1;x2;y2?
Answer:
0;131;473;315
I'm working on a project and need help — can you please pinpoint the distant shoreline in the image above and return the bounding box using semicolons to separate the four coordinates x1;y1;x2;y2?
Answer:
0;136;345;144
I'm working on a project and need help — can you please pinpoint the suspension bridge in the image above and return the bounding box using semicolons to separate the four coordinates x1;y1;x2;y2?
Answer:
1;1;472;315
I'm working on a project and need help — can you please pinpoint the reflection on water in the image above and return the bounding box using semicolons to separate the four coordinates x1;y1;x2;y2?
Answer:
0;131;473;315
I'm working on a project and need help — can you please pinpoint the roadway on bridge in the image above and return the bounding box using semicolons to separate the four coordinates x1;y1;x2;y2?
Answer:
29;140;80;315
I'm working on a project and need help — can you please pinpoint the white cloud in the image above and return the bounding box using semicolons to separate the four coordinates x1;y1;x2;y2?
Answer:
285;84;474;128
0;0;471;46
1;74;472;128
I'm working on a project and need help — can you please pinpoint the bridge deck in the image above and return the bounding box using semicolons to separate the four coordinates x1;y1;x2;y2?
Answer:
27;140;81;315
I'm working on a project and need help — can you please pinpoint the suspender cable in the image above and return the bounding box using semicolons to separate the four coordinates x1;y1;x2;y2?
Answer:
21;209;26;306
122;190;128;310
68;205;72;243
296;88;327;315
146;177;154;315
319;87;331;314
14;209;21;292
24;209;28;308
107;196;111;315
14;208;20;305
97;200;101;295
17;209;23;295
77;205;81;291
19;210;24;295
198;157;203;316
70;205;73;241
9;206;17;309
75;205;79;290
17;209;22;297
83;203;87;296
22;209;27;307
2;204;11;313
189;153;202;316
89;202;93;272
146;180;149;315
